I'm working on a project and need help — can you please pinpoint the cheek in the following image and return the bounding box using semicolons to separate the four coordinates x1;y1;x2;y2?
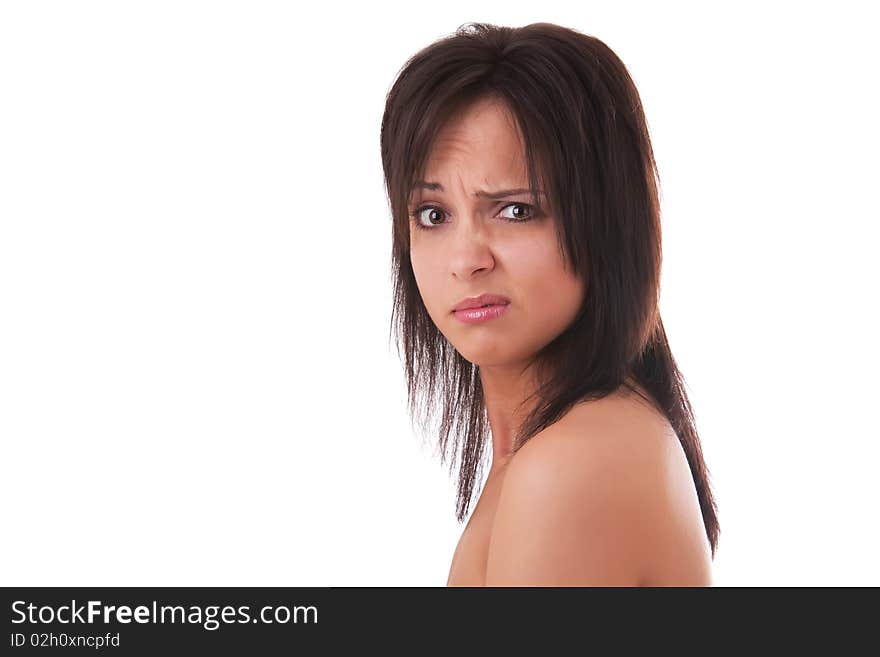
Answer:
535;270;580;308
520;256;585;329
409;248;443;313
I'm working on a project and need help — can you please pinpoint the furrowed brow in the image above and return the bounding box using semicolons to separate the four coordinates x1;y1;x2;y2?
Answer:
411;180;544;200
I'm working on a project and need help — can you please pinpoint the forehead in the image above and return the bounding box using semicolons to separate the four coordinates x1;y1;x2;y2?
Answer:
419;97;528;186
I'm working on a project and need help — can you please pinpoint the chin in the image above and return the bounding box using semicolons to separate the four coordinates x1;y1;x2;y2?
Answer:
454;343;515;368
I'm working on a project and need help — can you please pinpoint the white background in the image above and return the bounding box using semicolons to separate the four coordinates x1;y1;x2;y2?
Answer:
1;1;877;586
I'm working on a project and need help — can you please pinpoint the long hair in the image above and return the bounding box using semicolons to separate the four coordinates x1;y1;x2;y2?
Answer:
380;21;719;557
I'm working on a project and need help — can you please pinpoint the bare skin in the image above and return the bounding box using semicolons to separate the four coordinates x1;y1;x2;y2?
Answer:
447;382;713;586
445;460;508;586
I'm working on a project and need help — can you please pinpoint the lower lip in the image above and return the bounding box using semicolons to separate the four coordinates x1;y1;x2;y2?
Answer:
453;303;510;324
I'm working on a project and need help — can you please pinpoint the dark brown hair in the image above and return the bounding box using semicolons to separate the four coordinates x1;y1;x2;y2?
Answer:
380;21;719;557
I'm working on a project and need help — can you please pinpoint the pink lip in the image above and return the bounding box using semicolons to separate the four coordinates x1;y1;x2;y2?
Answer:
453;303;510;324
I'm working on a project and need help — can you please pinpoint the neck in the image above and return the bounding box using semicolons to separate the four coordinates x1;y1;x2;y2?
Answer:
479;358;543;469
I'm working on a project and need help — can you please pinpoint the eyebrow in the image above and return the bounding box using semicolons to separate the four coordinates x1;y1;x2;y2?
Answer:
411;180;543;200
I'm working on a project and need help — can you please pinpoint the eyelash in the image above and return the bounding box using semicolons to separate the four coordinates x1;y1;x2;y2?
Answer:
409;202;538;231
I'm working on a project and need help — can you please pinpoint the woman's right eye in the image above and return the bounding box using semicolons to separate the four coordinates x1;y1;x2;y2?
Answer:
411;206;446;229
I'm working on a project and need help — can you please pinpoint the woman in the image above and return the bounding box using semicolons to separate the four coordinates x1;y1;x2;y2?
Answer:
380;22;719;586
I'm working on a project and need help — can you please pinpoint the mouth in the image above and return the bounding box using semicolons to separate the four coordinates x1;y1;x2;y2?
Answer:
451;293;512;313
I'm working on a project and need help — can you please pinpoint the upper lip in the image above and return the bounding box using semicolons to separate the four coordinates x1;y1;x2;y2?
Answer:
452;293;511;312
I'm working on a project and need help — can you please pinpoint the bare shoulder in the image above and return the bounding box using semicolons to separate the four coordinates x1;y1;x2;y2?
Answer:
485;386;712;586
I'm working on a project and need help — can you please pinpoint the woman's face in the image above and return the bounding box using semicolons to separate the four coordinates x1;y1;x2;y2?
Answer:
408;96;586;368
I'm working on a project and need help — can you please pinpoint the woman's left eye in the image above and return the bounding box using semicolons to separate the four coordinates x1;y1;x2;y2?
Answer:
498;203;534;221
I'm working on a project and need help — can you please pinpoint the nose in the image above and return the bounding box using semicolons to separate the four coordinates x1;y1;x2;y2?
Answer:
449;216;495;280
